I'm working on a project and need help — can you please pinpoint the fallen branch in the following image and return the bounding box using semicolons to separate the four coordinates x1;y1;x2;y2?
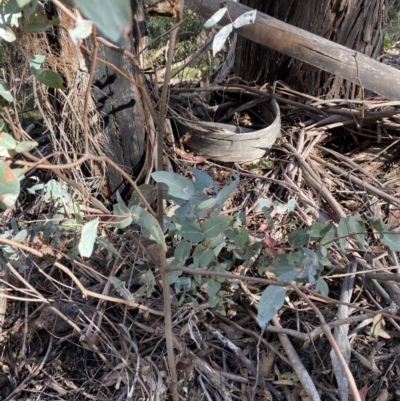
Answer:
184;0;400;100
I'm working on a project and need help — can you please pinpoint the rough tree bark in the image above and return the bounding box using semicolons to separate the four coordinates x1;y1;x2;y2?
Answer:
88;0;148;195
235;0;386;98
12;0;148;197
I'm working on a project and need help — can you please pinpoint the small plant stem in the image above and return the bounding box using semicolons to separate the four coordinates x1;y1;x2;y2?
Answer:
155;2;184;400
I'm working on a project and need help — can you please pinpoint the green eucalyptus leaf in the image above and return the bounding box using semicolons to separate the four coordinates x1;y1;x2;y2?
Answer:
273;201;288;215
316;278;329;297
202;216;231;239
204;279;221;297
25;10;52;31
299;249;319;284
196;197;218;212
30;54;45;69
114;202;130;216
168;270;181;285
13;228;27;242
366;216;385;236
152;171;195;201
32;68;65;89
0;25;16;42
0;84;13;102
68;19;92;44
0;132;16;150
309;222;333;241
216;174;239;203
97;237;120;257
174;276;191;293
109;276;135;303
381;231;400;252
79;217;99;258
257;285;285;327
347;215;365;250
190;167;214;186
193;244;214;268
110;203;132;228
130;205;166;251
337;218;350;253
213;23;232;56
74;0;132;46
1;1;22;14
15;140;38;153
44;180;70;202
174;240;191;264
178;222;203;242
208;293;221;308
288;228;308;249
232;9;257;29
203;7;227;28
259;198;275;229
287;198;296;213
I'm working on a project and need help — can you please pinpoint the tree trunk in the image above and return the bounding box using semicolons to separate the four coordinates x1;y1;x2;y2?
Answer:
235;0;386;98
88;0;148;196
12;1;148;198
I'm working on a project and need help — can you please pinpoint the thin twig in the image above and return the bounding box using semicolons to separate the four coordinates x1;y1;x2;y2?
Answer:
290;284;362;401
83;26;98;154
0;238;164;316
155;3;184;400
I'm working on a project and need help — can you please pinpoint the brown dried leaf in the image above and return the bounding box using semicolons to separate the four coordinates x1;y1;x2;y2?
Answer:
175;148;206;164
180;130;194;144
259;351;275;377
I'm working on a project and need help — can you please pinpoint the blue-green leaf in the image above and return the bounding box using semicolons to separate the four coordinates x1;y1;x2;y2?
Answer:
233;9;257;29
216;174;238;203
174;240;191;264
69;19;93;44
174;276;191;293
204;279;221;297
30;54;45;70
316;278;329;297
152;171;195;201
97;237;119;257
0;84;13;102
15;140;38;153
202;216;231;239
337;218;350;253
190;168;214;186
257;285;285;327
178;222;203;242
288;228;308;248
79;217;99;257
287;198;296;213
366;216;385;236
259;198;275;229
381;231;400;252
213;23;233;56
110;203;132;228
193;244;214;268
130;205;166;251
204;7;227;28
32;68;65;89
347;215;365;250
74;0;132;46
